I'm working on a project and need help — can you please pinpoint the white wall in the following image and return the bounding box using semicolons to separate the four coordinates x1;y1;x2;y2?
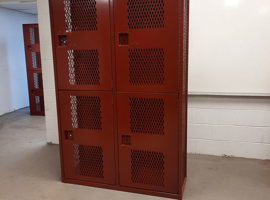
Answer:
37;0;270;159
189;0;270;95
37;0;58;144
0;7;38;116
188;96;270;160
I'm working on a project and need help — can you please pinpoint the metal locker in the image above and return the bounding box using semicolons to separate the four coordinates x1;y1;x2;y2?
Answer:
117;93;179;193
49;0;189;199
23;24;45;116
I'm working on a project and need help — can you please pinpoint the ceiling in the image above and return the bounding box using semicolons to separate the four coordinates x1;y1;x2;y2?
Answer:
0;1;37;15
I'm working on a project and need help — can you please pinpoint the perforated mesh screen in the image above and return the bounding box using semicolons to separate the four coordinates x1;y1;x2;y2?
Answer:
129;49;164;85
29;28;35;44
130;98;164;135
128;0;165;29
32;52;37;68
131;150;164;186
33;73;42;89
67;50;100;85
35;96;41;112
29;27;39;44
70;95;102;130
64;0;98;32
33;73;39;89
73;144;104;178
31;52;41;69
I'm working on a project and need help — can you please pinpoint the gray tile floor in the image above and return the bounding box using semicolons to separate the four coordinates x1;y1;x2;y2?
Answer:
0;108;269;200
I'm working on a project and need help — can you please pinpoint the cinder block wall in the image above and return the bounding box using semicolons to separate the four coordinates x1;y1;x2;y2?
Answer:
188;96;270;160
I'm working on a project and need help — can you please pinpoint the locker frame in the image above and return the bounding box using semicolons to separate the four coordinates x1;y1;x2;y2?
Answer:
48;0;189;199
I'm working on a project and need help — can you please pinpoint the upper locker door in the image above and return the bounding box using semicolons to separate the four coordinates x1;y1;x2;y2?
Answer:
114;0;180;93
51;0;112;91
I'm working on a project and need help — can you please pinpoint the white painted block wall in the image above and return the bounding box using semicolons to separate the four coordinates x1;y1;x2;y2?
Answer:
0;7;38;115
188;96;270;160
37;0;58;144
37;0;270;159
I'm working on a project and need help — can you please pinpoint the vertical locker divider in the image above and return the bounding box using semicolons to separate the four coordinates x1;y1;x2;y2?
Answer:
108;0;120;185
178;0;184;194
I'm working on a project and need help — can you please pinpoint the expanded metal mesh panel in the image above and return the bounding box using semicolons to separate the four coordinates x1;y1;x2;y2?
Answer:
130;98;164;135
33;73;39;89
129;49;164;85
35;96;41;112
29;27;39;44
67;50;100;85
131;150;164;186
64;0;98;32
127;0;165;29
31;52;41;69
31;52;37;68
73;144;104;178
70;95;102;130
29;27;35;44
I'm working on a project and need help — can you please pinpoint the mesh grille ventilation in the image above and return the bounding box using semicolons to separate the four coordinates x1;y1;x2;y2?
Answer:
35;96;41;112
131;150;165;186
64;0;98;32
33;73;39;89
29;27;35;44
130;98;164;135
70;95;102;130
128;0;165;29
68;49;100;85
73;144;104;178
129;49;165;85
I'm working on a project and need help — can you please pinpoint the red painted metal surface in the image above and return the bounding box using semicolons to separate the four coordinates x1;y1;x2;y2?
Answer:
117;92;179;193
51;0;113;91
49;0;189;199
23;24;45;116
114;0;180;93
59;91;115;184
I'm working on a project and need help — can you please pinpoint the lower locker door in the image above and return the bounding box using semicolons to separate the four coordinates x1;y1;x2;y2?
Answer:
28;71;44;115
59;91;115;184
117;93;179;193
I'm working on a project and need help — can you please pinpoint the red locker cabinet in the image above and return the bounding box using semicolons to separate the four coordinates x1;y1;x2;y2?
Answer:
49;0;189;199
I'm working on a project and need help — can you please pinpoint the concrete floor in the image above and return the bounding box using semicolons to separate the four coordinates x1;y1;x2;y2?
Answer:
0;108;270;200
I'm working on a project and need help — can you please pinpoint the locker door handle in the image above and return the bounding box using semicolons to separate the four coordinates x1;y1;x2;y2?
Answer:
122;135;131;145
119;33;129;45
58;35;67;46
65;130;73;140
27;45;32;50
